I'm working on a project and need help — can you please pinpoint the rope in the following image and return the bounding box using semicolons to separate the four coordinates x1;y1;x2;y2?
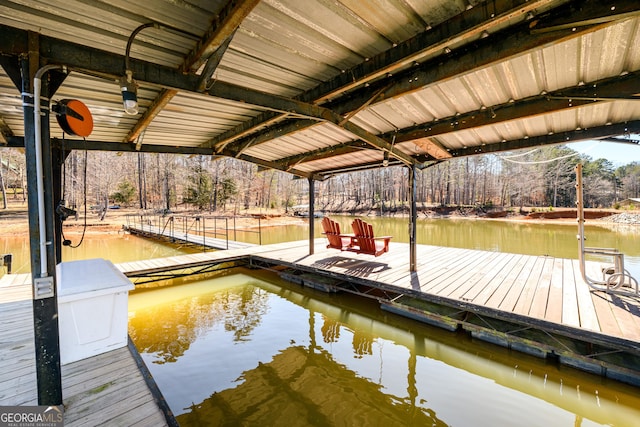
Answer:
497;142;600;165
499;151;578;165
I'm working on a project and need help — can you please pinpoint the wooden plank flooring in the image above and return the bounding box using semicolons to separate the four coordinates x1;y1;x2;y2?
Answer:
249;239;640;346
0;277;169;426
2;238;639;413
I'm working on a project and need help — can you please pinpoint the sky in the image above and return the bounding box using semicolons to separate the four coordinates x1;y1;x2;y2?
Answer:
569;139;640;166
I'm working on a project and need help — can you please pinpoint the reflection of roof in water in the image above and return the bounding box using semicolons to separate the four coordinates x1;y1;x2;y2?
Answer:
177;345;446;426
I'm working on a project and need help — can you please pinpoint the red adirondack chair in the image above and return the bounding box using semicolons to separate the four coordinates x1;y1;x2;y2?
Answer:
348;218;392;256
321;217;354;251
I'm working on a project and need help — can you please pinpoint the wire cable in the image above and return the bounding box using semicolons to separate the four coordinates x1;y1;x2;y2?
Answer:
60;138;88;248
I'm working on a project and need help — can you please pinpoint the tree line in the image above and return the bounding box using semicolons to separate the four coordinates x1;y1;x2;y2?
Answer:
1;144;639;213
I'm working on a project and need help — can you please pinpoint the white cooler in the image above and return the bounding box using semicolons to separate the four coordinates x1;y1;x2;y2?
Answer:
56;259;134;365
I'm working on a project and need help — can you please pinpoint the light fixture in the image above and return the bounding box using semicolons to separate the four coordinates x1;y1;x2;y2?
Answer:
120;70;138;115
119;22;198;116
383;151;389;167
121;23;156;116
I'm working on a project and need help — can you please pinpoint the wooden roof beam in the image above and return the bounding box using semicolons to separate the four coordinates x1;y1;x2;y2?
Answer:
204;0;564;150
125;0;258;144
218;0;639;157
446;121;640;158
261;141;370;170
38;138;323;180
0;116;14;145
182;0;260;74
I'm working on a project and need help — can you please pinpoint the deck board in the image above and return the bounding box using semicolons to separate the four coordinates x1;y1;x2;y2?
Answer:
2;237;640;409
544;258;566;324
0;279;170;426
562;259;581;327
488;255;536;311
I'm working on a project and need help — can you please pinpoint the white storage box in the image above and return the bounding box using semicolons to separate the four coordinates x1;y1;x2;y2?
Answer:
56;259;134;365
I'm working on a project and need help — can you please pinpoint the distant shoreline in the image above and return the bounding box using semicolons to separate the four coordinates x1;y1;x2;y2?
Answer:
1;205;638;238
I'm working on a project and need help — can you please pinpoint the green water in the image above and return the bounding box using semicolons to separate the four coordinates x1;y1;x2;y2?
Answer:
128;268;640;427
0;232;199;276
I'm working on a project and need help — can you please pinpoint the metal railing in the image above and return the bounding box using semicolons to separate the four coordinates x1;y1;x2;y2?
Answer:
576;164;638;295
124;213;262;249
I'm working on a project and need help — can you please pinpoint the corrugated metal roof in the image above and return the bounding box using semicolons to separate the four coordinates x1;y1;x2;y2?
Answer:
0;0;639;177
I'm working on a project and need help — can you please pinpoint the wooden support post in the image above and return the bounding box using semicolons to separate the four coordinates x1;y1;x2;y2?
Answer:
308;177;315;255
409;164;417;272
21;38;63;405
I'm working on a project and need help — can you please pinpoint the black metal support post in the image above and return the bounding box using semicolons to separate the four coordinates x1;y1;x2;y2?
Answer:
308;177;315;255
21;46;63;405
409;164;417;272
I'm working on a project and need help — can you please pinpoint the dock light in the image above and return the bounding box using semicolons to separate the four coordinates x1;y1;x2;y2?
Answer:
120;22;199;116
120;70;138;115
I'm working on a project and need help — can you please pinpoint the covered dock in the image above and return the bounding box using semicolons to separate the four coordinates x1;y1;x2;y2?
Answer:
1;0;640;407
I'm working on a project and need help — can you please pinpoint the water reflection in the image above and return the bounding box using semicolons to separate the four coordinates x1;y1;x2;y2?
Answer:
128;269;640;427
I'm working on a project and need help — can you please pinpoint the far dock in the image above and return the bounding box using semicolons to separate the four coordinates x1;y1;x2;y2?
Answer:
123;214;260;250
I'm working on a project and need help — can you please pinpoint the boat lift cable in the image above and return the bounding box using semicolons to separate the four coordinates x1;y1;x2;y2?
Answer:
499;151;579;165
575;163;638;295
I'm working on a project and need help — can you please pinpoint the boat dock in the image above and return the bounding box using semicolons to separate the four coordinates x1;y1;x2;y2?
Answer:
116;238;640;385
2;239;639;419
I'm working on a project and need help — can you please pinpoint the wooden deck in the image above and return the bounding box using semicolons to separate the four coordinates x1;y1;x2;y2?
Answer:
2;237;639;405
250;240;640;341
0;276;172;426
113;237;640;382
113;237;640;348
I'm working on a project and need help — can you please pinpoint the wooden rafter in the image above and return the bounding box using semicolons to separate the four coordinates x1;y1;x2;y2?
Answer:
216;0;638;159
125;0;259;144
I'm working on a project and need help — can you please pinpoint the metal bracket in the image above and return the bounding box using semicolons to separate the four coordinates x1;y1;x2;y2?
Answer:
33;276;54;299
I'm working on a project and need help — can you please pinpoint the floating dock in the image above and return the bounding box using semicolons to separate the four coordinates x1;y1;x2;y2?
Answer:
124;219;256;251
2;238;639;417
117;238;640;386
